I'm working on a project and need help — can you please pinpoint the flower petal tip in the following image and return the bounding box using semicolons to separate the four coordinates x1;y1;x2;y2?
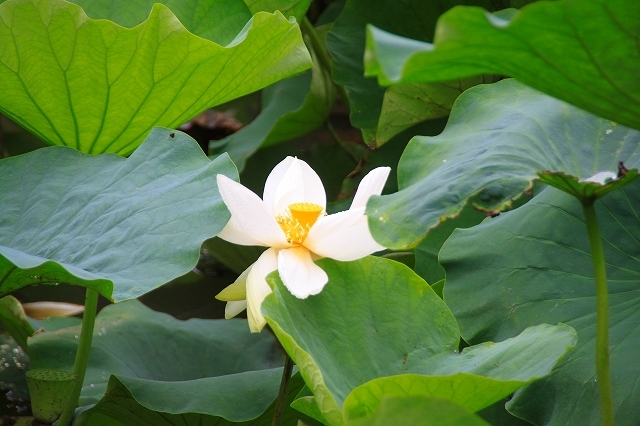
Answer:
224;300;247;319
288;279;328;299
249;318;267;333
351;167;392;210
216;173;232;186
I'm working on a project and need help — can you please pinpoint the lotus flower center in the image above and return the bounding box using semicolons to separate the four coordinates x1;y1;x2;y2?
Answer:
276;202;323;245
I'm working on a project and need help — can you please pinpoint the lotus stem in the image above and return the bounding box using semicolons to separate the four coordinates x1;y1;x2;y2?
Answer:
582;201;615;426
301;16;351;112
271;353;295;426
325;121;362;164
57;288;99;426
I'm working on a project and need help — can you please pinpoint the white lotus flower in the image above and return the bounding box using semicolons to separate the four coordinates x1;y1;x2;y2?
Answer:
215;156;390;332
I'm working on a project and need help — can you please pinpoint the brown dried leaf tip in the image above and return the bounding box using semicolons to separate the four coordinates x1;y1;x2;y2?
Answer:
618;161;628;178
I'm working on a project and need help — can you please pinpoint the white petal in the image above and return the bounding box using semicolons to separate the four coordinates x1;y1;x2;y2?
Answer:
584;171;617;185
246;248;278;333
306;208;364;245
297;159;327;209
263;157;296;216
305;208;385;261
277;247;328;299
225;301;247;319
217;175;288;248
217;219;266;246
350;167;391;210
265;158;326;216
272;160;305;215
216;266;250;301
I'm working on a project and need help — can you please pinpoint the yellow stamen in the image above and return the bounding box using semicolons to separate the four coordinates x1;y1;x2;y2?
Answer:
276;202;323;244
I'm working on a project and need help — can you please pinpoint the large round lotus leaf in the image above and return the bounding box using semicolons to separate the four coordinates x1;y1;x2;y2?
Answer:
28;300;284;405
345;396;489;426
367;79;640;249
342;323;575;421
75;372;309;426
325;0;495;145
65;0;314;42
375;75;499;146
0;0;311;154
441;179;640;425
66;0;252;45
364;0;640;131
0;128;236;302
262;256;576;425
414;201;486;284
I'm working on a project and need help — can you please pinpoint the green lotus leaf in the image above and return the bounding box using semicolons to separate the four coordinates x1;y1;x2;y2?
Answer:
212;47;335;171
414;190;535;285
262;256;576;425
441;179;640;426
28;300;284;405
375;76;499;145
64;0;251;44
414;201;486;284
342;324;576;421
0;0;312;154
30;315;82;332
245;0;313;21
75;371;308;425
325;0;497;145
364;0;640;130
477;400;532;426
0;296;35;352
0;128;236;302
291;386;331;425
74;372;281;425
345;396;489;426
367;79;640;249
66;0;314;41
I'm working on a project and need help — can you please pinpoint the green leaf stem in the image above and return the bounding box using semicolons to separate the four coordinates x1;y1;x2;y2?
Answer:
441;180;640;425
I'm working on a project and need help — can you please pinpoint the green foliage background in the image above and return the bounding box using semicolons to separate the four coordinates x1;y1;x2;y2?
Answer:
0;0;638;425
